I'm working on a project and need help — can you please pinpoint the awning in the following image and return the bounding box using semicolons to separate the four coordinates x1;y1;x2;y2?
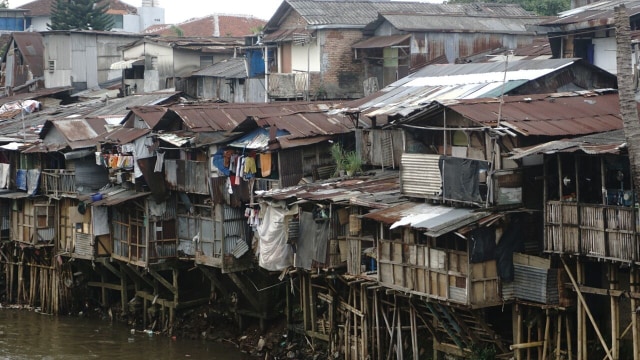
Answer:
364;202;490;237
90;190;150;206
0;190;31;199
352;34;411;49
110;57;144;70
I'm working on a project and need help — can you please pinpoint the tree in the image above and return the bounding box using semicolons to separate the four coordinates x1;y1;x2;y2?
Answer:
447;0;570;16
615;5;640;199
0;1;8;8
47;0;114;31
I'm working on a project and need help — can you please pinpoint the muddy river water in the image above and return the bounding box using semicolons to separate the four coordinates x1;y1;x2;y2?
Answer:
0;308;249;360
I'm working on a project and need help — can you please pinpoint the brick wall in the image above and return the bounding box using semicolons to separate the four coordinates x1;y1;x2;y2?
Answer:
273;10;366;99
318;29;365;99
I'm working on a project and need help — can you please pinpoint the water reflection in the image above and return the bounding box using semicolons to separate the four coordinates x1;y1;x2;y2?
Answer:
0;308;249;360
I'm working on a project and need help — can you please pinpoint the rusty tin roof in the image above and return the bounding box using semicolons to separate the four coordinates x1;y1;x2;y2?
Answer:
443;92;624;136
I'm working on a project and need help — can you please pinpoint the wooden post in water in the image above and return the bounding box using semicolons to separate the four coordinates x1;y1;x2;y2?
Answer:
610;263;619;359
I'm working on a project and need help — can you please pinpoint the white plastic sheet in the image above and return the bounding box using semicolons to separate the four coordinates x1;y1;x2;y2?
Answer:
257;201;296;271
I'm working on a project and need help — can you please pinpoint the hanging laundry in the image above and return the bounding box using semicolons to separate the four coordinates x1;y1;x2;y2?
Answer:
95;152;102;166
223;150;234;168
244;156;257;179
260;153;272;177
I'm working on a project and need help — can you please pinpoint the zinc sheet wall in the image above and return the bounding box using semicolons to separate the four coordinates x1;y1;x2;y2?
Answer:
401;153;441;199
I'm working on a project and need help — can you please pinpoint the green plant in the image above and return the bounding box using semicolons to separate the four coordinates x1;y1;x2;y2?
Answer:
330;143;345;174
343;151;362;175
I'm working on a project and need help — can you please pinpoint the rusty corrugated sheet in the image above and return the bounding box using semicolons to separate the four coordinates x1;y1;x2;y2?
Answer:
381;13;542;34
170;102;349;135
259;171;400;203
510;129;626;159
342;58;582;119
130;106;168;129
256;111;353;139
12;32;44;78
540;0;640;29
103;127;151;144
445;92;624;136
352;34;411;49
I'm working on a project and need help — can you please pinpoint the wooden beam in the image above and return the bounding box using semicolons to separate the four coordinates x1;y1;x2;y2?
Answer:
197;265;229;298
147;267;177;294
567;283;625;297
561;258;613;360
87;281;122;291
95;258;121;279
122;263;155;289
228;272;262;312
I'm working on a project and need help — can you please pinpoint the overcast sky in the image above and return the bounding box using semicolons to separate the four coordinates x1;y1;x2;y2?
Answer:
9;0;285;24
10;0;444;25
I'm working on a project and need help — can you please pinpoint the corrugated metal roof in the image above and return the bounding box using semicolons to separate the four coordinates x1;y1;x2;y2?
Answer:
11;32;44;77
129;106;168;129
352;34;410;49
510;129;626;159
263;27;312;42
90;189;150;206
541;0;640;29
344;58;580;118
380;13;542;34
103;127;151;144
363;201;489;235
192;57;247;78
444;92;623;136
88;92;182;118
170;102;345;133
259;171;399;203
23;117;108;152
255;111;354;139
267;1;535;29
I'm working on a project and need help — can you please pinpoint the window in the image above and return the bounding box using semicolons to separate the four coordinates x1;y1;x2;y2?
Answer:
47;60;55;73
200;56;213;68
110;14;123;29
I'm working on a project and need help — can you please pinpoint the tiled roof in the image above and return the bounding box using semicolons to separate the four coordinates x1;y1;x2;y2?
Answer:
144;14;266;37
16;0;136;17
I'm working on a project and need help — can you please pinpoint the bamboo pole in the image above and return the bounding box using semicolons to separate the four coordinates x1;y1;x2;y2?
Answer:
542;310;550;360
561;258;614;360
510;341;544;350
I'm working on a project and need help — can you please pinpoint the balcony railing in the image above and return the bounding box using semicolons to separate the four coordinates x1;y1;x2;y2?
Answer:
41;169;75;196
268;73;308;99
545;201;638;262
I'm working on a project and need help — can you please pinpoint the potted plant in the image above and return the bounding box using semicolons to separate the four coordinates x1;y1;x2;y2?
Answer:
343;151;362;176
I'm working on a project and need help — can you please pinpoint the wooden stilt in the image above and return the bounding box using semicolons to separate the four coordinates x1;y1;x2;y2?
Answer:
565;313;573;360
516;304;522;360
610;264;619;359
374;291;381;360
538;314;543;360
577;259;585;360
562;258;613;360
527;314;532;360
542;309;550;360
555;313;562;360
632;268;639;360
